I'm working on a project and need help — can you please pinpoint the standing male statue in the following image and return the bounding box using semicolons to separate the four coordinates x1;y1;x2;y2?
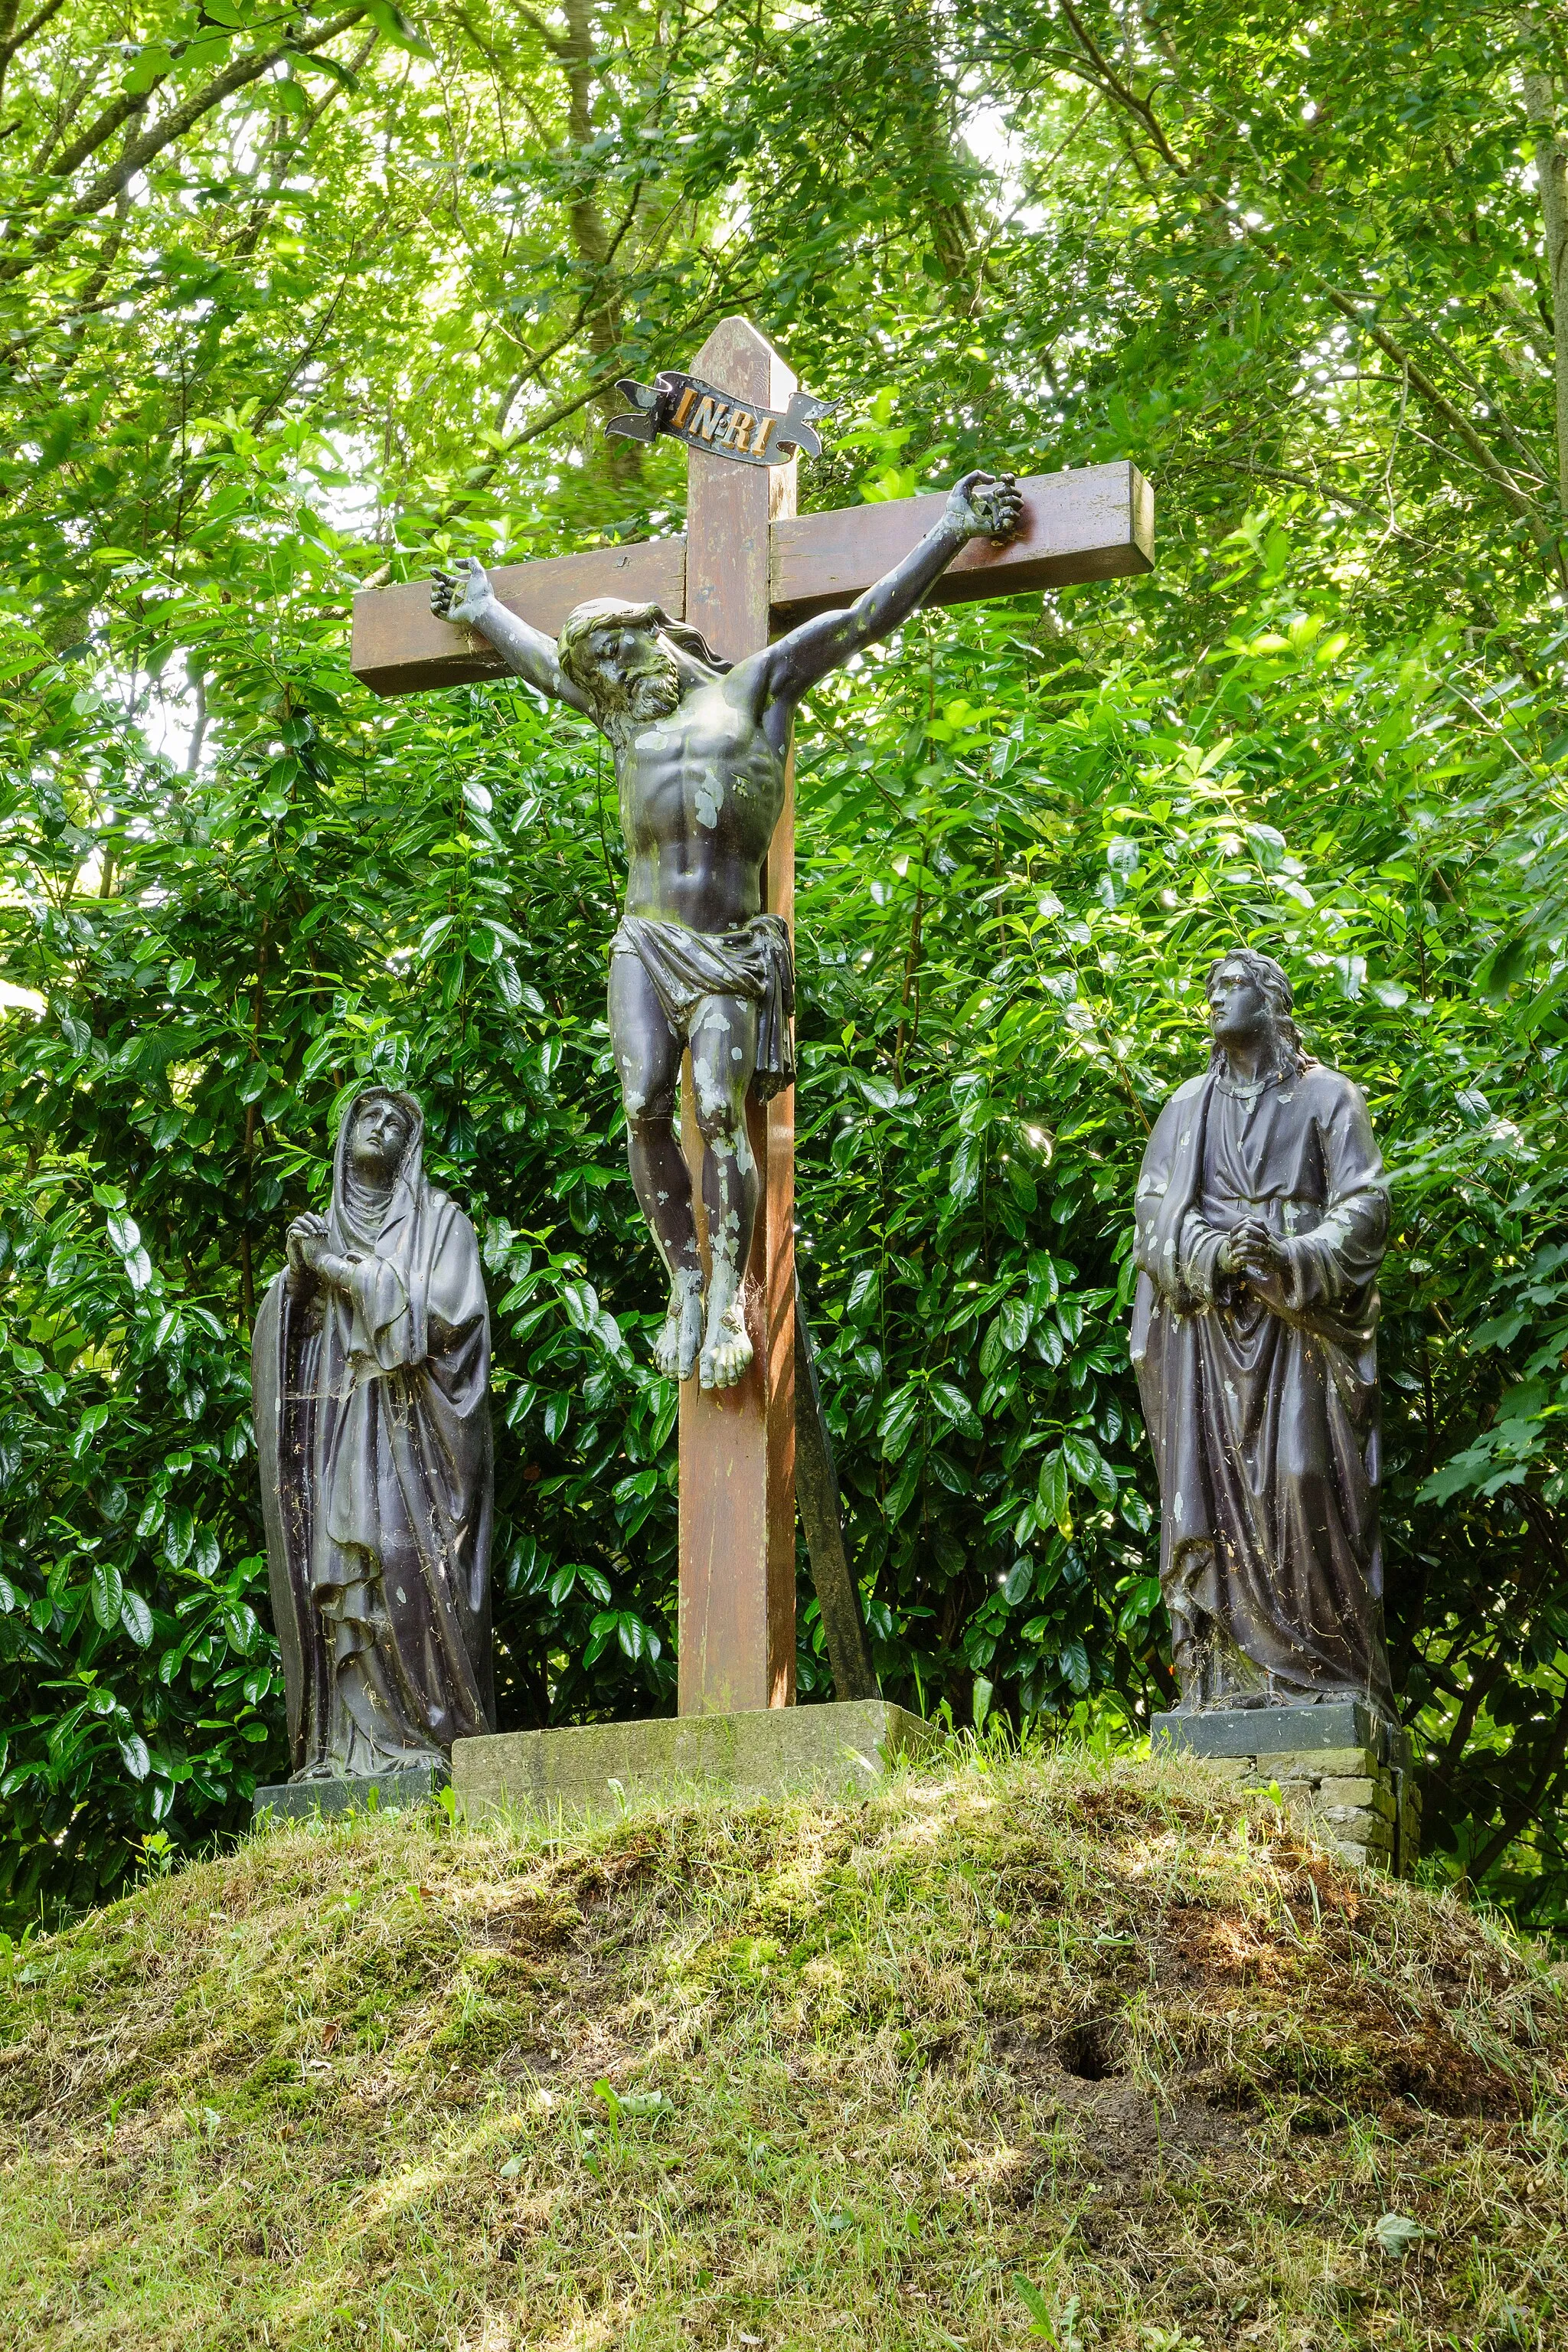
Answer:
254;1086;495;1780
1130;950;1395;1715
430;469;1022;1392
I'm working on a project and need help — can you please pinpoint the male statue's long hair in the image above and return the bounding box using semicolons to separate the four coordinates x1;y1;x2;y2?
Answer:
556;598;732;697
1205;948;1309;1079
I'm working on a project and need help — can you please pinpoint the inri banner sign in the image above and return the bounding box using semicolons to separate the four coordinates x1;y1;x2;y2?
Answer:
607;369;835;468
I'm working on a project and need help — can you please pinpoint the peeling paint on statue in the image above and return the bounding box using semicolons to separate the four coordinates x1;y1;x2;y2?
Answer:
693;769;723;830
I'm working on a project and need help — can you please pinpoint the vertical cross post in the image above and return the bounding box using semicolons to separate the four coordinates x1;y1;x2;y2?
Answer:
677;318;798;1717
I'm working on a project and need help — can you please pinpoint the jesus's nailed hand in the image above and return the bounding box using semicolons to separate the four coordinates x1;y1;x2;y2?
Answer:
945;470;1024;547
430;556;495;627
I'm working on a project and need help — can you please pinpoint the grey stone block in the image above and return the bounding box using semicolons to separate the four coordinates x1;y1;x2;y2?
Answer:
1260;1746;1378;1779
1320;1803;1391;1840
1152;1700;1405;1764
453;1699;939;1824
253;1763;449;1824
1315;1775;1379;1808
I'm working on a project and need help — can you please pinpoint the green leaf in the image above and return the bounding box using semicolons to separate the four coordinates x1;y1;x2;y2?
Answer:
949;1135;980;1204
1119;1490;1152;1535
90;1560;125;1632
1371;2212;1428;2261
1036;1449;1071;1538
119;1591;154;1648
283;45;360;89
929;1380;982;1440
1061;1432;1115;1508
1002;1557;1034;1606
364;0;436;59
877;1383;921;1462
70;1403;111;1460
1013;2275;1055;2337
1058;1637;1090;1696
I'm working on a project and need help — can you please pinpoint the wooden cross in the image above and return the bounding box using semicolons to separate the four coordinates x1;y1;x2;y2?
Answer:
351;317;1154;1723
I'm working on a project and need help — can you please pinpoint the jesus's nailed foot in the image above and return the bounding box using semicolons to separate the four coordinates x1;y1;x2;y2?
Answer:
655;1273;705;1383
699;1298;753;1391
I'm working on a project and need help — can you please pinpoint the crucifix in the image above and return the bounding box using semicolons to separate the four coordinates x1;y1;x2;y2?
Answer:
351;316;1154;1726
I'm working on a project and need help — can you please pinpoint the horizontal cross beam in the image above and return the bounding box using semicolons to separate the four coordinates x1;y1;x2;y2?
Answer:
350;461;1153;697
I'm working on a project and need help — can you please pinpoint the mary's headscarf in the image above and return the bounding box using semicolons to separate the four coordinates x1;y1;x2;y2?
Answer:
328;1086;423;1253
325;1086;429;1369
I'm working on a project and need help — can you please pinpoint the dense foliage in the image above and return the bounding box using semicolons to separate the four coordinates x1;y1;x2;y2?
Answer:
2;0;1567;1932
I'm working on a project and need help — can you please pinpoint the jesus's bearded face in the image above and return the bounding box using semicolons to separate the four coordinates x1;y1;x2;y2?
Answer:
581;620;684;723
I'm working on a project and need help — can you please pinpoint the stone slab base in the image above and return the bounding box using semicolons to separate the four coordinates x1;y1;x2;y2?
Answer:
253;1762;449;1824
1153;1701;1419;1875
453;1699;937;1824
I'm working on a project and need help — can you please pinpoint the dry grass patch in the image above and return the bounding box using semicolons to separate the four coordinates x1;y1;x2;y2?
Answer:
0;1748;1563;2351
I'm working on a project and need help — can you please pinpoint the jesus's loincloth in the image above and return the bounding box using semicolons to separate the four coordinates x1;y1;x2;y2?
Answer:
609;912;795;1100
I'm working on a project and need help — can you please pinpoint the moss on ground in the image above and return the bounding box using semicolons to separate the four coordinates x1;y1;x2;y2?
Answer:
0;1747;1563;2351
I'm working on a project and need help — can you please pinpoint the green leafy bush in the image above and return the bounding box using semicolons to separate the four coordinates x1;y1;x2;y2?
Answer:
2;0;1567;1932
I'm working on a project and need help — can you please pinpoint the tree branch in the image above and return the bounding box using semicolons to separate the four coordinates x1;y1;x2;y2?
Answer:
1524;61;1568;518
0;7;372;286
1467;1674;1568;1884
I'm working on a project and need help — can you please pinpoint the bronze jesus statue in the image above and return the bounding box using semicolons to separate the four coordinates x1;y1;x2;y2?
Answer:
432;469;1022;1390
1131;950;1395;1717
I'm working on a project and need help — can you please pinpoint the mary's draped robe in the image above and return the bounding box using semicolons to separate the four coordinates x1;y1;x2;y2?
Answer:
1129;1060;1393;1711
253;1096;495;1777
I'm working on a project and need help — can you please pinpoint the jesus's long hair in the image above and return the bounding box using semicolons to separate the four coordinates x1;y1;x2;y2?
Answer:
556;598;731;695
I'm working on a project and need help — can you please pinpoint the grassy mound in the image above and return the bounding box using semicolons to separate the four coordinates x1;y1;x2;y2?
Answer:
2;1748;1563;2352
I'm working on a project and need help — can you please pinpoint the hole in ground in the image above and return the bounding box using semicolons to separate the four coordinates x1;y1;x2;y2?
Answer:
1057;2017;1122;2082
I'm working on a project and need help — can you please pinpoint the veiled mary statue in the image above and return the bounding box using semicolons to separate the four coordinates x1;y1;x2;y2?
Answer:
253;1086;495;1780
1130;951;1394;1717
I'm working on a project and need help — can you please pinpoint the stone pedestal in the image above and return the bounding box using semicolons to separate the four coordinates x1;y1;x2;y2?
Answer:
253;1762;449;1824
1152;1700;1419;1875
452;1698;935;1824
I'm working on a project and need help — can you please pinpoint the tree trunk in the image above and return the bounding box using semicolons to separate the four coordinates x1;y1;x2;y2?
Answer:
559;0;642;494
1524;65;1568;521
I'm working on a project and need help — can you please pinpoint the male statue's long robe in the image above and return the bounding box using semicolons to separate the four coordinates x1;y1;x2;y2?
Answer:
253;1093;495;1775
1130;1060;1393;1709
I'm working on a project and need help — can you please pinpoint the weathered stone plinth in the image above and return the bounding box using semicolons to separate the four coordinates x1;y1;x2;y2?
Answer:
453;1698;936;1824
253;1762;449;1824
1153;1700;1419;1875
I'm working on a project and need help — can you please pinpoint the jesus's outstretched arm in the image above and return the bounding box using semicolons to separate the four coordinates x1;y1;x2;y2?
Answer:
430;557;594;715
753;469;1023;709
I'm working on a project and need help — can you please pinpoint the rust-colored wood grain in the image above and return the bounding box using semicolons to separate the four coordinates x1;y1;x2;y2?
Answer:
351;538;687;698
676;316;798;1719
351;466;1152;697
769;462;1152;622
